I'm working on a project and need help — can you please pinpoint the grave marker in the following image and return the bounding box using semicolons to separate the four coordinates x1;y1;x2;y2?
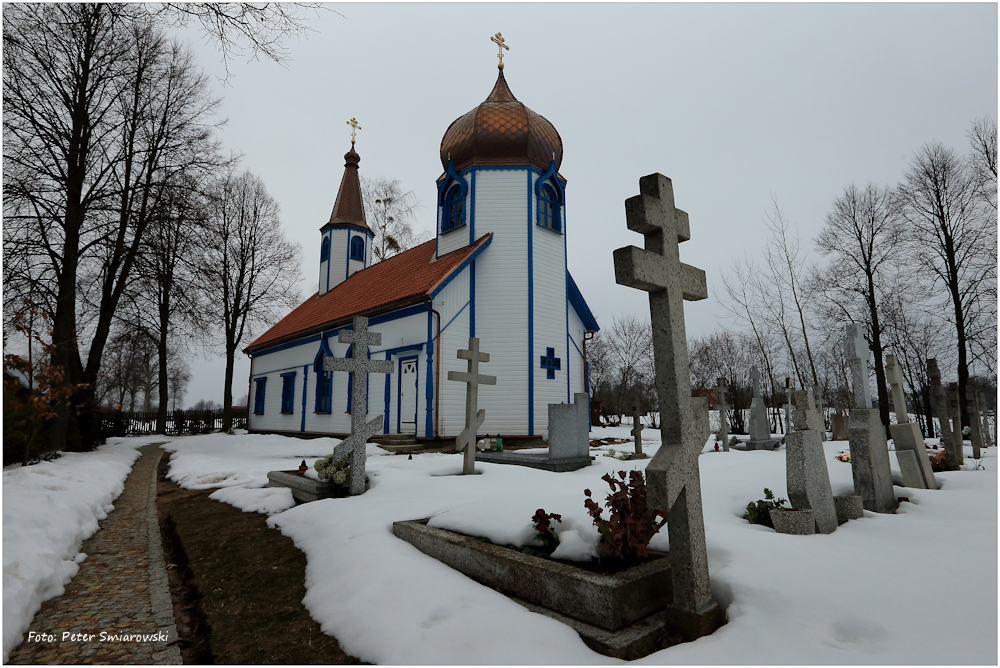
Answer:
845;324;896;513
323;316;395;495
714;378;729;451
965;385;984;459
614;173;722;638
927;358;960;469
885;354;937;489
745;366;779;450
631;405;645;458
786;389;838;533
447;338;497;474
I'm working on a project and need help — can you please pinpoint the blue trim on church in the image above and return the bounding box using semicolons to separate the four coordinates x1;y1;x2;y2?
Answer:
527;169;534;435
568;272;600;332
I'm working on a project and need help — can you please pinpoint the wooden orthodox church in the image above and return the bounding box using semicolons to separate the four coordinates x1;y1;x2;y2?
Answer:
244;48;599;440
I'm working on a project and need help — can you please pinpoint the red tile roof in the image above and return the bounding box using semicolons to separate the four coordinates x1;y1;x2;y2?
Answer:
246;234;492;353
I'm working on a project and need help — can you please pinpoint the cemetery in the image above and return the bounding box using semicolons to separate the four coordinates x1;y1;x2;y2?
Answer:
2;8;995;666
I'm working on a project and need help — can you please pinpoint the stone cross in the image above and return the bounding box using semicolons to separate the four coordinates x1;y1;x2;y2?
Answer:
813;387;827;441
714;378;729;451
631;405;644;457
884;354;909;424
978;391;993;449
845;324;871;409
447;338;496;474
324;316;394;495
614;174;719;628
751;366;762;398
927;359;960;469
964;385;984;459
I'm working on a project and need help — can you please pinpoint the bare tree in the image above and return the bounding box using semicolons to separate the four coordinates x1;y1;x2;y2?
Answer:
360;176;426;262
200;170;302;430
896;142;997;434
603;315;653;419
812;182;903;430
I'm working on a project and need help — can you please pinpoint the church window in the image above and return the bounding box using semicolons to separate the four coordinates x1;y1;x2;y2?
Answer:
320;237;330;262
537;183;561;232
442;185;465;232
253;377;267;414
350;235;365;261
314;348;333;413
280;372;296;414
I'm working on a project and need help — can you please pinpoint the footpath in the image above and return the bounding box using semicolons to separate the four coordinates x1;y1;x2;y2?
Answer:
8;444;182;665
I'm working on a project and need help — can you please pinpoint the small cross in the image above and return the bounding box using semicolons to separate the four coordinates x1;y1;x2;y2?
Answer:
884;354;909;424
844;323;871;409
540;347;561;379
750;366;762;398
346;117;362;145
324;316;394;495
491;32;509;69
447;338;497;474
631;405;644;456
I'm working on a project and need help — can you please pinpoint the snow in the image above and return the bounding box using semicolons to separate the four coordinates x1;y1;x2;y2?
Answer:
5;426;994;663
2;435;170;661
158;425;996;664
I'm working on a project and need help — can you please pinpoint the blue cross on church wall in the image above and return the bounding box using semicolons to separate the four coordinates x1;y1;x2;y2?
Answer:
540;347;561;379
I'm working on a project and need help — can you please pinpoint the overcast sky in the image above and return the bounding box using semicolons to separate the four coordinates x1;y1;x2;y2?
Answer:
171;3;997;407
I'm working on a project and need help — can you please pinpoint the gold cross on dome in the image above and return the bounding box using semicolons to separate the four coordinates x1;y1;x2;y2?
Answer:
346;117;362;145
491;32;509;69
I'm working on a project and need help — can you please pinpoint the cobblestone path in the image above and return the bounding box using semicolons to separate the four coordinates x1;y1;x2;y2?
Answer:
8;444;182;665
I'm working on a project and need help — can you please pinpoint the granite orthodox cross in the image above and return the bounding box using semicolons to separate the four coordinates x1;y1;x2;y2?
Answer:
885;354;910;424
631;405;644;456
845;323;871;409
751;366;762;398
447;338;497;474
613;173;716;621
324;316;394;495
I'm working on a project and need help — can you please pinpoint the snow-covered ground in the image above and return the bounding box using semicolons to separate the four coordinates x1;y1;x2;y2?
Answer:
4;427;995;664
2;435;172;661
156;426;997;664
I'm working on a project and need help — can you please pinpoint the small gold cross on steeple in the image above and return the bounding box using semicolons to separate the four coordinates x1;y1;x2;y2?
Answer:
346;117;362;145
491;32;509;69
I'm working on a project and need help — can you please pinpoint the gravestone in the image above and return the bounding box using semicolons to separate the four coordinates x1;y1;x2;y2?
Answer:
786;390;838;534
447;338;497;474
692;396;710;447
476;394;594;472
965;385;984;459
714;378;730;451
613;173;724;639
844;324;897;513
947;383;966;462
630;406;647;458
831;406;849;441
978;391;993;449
885;354;937;489
745;366;780;450
927;359;961;469
812;388;827;441
321;316;395;495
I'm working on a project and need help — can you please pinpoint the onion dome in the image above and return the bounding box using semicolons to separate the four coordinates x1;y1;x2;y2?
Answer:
326;145;369;231
440;68;563;173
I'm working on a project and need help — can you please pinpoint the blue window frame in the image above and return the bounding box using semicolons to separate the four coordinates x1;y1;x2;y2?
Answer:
280;372;296;414
350;235;365;261
253;377;267;414
442;185;465;233
314;368;332;413
537;182;561;232
320;237;330;262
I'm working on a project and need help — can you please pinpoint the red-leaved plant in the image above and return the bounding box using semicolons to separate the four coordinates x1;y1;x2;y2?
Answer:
531;508;562;551
584;470;667;563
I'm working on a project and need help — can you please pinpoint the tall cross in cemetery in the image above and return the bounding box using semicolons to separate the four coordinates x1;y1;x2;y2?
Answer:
324;316;394;495
845;324;871;409
715;378;729;450
447;338;496;475
614;173;719;626
491;32;509;68
885;354;909;424
346;117;361;145
927;358;960;469
631;405;644;457
751;366;762;398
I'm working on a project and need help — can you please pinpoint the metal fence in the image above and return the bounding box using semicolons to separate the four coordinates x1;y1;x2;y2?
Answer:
99;407;248;437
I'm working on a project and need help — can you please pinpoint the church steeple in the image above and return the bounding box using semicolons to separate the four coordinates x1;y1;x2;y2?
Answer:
318;121;373;296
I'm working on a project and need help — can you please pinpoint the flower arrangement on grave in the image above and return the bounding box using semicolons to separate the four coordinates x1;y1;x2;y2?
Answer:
602;448;618;459
743;488;788;528
584;470;667;564
530;509;562;552
314;453;350;486
835;452;851;463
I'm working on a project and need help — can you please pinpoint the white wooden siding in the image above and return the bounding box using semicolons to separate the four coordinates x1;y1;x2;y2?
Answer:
568;306;587;397
473;169;530;434
434;272;471;437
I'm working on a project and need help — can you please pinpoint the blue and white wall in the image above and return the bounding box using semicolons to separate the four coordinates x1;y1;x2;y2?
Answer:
318;225;372;296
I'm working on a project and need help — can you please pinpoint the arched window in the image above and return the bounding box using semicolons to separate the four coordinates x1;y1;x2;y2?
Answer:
537;183;561;232
442;185;465;232
350;235;365;262
320;237;330;262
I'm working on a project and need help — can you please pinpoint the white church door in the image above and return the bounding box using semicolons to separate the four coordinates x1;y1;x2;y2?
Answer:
398;357;418;434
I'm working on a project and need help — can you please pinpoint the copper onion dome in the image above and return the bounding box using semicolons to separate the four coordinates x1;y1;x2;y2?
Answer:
439;69;563;173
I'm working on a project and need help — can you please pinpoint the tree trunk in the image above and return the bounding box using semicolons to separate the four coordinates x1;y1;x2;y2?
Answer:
223;342;236;431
